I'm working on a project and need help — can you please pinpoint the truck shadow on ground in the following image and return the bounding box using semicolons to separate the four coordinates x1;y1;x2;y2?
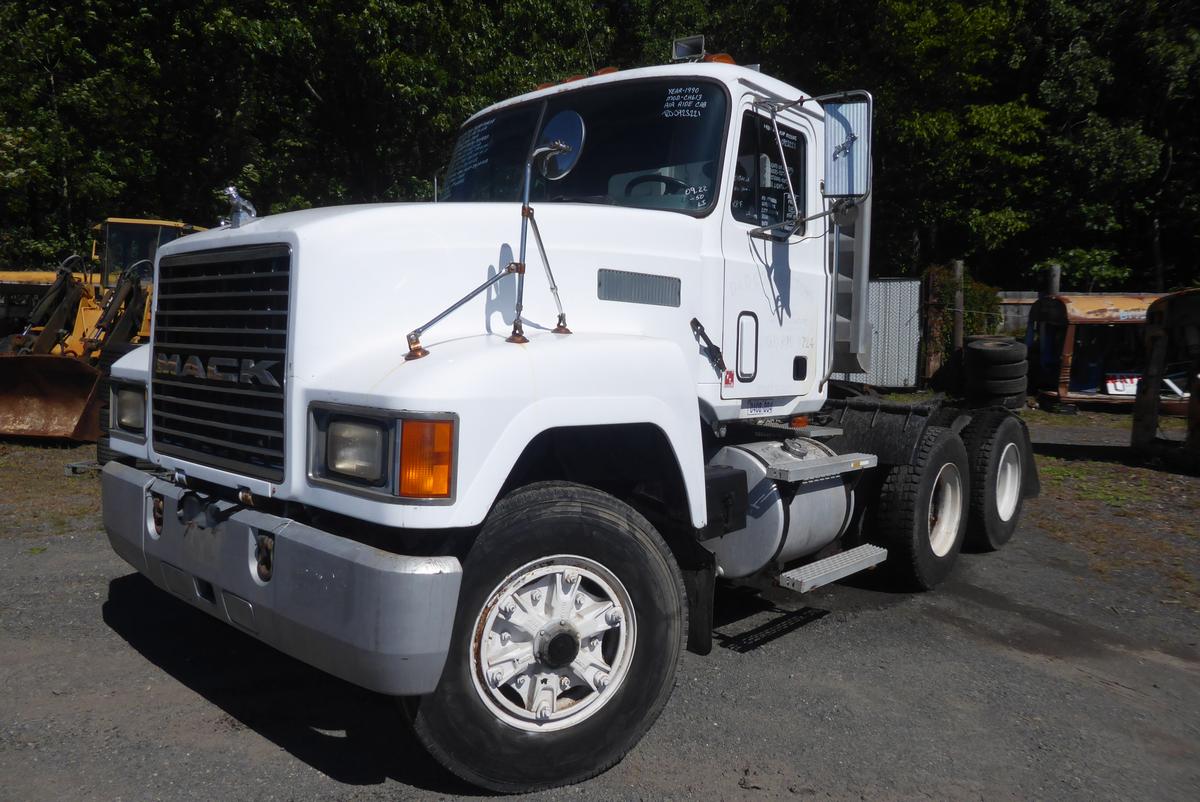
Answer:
101;573;482;796
1031;440;1198;476
711;584;829;653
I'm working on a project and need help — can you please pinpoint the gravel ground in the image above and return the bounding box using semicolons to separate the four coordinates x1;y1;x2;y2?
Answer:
1;414;1197;801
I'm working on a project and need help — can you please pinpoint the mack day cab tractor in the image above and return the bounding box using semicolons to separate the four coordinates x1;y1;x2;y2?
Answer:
100;39;1038;792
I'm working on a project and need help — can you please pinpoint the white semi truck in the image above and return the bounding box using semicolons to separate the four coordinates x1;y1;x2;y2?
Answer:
101;40;1037;791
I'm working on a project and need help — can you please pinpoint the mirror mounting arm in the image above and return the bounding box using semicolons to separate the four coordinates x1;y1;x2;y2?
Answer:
404;261;522;360
747;198;858;240
509;141;574;343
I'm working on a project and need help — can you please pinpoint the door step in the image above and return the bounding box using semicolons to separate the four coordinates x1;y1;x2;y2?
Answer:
779;544;888;593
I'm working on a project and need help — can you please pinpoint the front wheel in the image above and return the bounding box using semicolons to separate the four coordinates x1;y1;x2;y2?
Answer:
404;481;687;792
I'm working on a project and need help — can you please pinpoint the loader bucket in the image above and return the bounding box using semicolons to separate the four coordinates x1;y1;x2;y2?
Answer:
0;355;102;441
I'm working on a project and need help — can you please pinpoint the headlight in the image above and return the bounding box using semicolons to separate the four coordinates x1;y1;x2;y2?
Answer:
115;386;145;432
326;418;386;483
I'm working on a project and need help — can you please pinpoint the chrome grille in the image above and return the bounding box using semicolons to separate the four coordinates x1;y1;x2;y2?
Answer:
152;244;290;481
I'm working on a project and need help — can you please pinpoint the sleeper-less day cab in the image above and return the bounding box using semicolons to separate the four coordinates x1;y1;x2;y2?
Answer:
101;40;1037;791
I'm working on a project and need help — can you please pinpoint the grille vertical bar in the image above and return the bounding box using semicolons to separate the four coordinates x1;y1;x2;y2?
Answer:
152;244;291;481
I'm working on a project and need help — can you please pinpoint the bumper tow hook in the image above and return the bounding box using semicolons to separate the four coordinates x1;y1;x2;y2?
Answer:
254;533;274;582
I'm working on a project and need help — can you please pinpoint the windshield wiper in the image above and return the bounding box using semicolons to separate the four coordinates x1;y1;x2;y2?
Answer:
548;194;615;205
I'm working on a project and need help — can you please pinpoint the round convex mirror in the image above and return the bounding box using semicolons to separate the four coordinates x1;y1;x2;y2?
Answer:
537;111;585;180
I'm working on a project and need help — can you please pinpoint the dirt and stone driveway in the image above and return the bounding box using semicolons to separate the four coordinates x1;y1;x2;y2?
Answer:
1;411;1197;800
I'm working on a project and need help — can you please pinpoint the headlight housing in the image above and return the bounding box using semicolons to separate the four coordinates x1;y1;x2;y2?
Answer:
309;405;456;500
113;385;146;433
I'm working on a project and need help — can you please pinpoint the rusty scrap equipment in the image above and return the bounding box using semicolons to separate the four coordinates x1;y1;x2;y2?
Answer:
1132;289;1200;473
0;218;201;440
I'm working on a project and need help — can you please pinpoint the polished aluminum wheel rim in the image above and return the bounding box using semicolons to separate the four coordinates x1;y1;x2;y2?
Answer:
470;555;636;732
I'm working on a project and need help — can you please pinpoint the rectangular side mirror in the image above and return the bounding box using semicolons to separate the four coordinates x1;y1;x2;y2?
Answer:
821;93;873;198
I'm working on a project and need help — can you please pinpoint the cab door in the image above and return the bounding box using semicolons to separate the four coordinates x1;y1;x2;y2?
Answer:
720;104;825;402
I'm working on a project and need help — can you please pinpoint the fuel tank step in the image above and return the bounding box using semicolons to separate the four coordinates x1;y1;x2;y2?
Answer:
779;544;888;593
734;440;877;483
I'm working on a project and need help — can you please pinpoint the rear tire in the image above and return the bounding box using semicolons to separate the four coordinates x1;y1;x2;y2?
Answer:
874;426;969;590
404;481;686;792
961;411;1028;551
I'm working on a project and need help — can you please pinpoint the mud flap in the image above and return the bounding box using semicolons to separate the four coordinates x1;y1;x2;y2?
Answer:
0;355;101;440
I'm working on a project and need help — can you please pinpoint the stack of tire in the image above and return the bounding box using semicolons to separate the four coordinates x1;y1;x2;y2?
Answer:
964;336;1028;409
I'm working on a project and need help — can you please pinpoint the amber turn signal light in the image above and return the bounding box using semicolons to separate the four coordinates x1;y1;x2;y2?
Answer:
398;419;454;498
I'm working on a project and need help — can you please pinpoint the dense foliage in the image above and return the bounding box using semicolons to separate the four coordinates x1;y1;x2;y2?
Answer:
1;1;1196;290
924;263;1003;361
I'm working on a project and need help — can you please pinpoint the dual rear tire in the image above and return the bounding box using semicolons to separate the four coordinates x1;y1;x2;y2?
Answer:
961;411;1027;551
874;426;970;590
874;413;1030;588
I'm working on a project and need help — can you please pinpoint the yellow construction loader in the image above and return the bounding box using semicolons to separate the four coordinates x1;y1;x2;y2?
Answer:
0;218;202;441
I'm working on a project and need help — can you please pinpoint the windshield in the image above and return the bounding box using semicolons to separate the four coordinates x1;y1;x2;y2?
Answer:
441;79;728;214
100;224;190;284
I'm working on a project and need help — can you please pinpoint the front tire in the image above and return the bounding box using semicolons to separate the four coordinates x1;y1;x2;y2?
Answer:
405;481;687;792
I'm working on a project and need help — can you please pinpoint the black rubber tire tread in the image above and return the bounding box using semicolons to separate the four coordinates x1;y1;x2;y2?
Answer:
978;360;1028;380
406;481;687;793
873;426;970;591
961;411;1027;551
970;376;1028;395
965;338;1027;365
96;342;138;466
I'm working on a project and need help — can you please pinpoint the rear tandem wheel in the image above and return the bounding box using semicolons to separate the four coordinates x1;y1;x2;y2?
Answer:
873;426;971;590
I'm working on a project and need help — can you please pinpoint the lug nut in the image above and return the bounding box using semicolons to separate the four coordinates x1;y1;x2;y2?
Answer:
595;673;610;690
489;670;504;687
499;599;515;616
560;675;571;690
531;590;542;605
536;705;551;721
516;676;526;686
564;571;579;585
605;608;622;626
590;637;600;649
500;631;511;645
574;595;584;609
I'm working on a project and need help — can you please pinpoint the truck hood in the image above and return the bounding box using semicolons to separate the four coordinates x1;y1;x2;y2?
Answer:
156;201;721;391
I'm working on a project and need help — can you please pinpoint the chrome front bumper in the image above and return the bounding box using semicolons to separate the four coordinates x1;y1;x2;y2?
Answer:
102;461;462;695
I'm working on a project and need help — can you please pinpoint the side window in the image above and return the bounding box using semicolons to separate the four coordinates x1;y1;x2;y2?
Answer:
730;112;805;230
